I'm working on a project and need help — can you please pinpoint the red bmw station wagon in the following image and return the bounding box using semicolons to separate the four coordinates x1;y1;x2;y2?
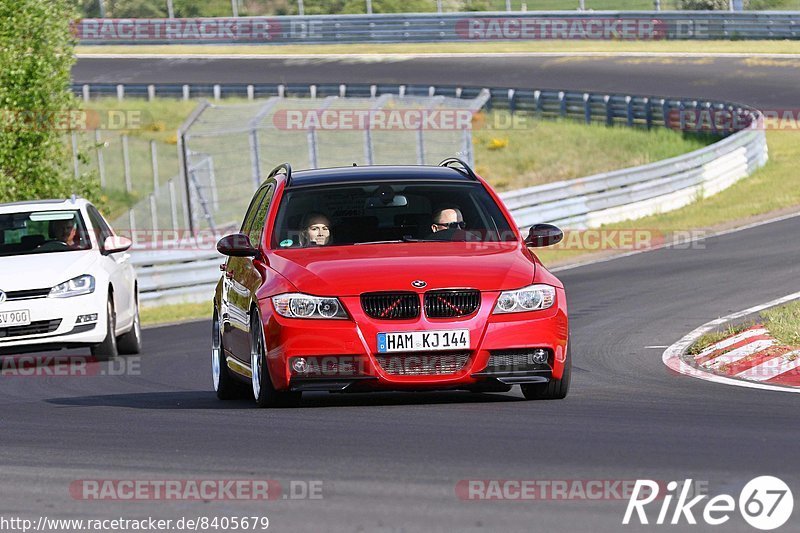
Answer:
213;159;570;407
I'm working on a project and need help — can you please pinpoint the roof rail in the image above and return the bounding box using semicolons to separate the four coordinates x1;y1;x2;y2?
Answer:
439;158;478;181
268;163;293;186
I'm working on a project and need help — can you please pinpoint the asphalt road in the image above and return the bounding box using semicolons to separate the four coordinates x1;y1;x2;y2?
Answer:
1;55;797;532
72;55;800;108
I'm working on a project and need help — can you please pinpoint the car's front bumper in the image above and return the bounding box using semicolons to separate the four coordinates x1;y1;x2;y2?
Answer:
0;291;107;354
261;289;568;392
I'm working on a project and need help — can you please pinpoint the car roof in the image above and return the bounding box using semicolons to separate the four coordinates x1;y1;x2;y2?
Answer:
0;198;91;214
286;165;477;188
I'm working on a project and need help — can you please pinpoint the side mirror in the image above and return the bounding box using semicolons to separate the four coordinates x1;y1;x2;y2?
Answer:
217;233;259;257
525;224;563;248
103;235;132;254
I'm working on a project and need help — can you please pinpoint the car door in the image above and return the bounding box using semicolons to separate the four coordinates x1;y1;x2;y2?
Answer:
225;184;273;362
87;205;134;334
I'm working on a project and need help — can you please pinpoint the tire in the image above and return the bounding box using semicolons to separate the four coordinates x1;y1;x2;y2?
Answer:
91;296;118;361
521;344;571;400
212;309;246;400
250;311;301;408
117;296;142;355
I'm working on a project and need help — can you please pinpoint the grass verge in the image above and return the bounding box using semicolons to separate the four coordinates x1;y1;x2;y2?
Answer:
141;302;210;327
76;40;800;56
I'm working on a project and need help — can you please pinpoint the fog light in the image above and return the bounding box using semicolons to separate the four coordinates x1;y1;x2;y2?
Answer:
76;314;98;324
291;357;308;374
530;349;549;365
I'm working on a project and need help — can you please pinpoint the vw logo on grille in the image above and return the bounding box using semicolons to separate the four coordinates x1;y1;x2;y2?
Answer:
411;280;427;289
0;290;5;304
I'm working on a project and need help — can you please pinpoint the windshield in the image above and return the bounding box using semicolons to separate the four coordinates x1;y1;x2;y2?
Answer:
272;181;516;248
0;210;92;256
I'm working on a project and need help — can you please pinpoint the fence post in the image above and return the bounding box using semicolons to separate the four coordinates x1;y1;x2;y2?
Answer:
307;126;318;168
95;130;106;188
150;194;158;245
168;179;179;230
298;0;304;16
71;132;80;178
122;135;132;193
167;0;174;18
208;157;219;212
150;140;159;195
249;129;261;190
231;0;239;17
128;209;136;233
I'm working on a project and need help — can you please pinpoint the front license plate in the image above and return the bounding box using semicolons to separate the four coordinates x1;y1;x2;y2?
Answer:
377;329;470;353
0;309;31;327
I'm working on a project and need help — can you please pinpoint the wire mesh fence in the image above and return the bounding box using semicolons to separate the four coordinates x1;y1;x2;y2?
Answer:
179;92;489;232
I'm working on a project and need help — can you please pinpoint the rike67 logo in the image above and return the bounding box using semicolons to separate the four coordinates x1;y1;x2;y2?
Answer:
624;476;794;530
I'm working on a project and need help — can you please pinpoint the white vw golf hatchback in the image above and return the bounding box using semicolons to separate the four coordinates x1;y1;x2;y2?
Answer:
0;198;140;359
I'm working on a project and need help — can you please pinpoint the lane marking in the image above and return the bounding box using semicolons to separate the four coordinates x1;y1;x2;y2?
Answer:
662;291;800;394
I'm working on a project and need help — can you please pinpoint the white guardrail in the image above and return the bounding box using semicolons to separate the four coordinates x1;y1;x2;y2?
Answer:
129;98;767;308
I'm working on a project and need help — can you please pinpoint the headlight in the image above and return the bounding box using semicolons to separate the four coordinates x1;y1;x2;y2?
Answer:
271;293;348;320
49;274;95;298
493;284;555;314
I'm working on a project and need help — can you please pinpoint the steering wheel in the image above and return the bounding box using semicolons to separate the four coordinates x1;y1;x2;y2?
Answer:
36;240;70;252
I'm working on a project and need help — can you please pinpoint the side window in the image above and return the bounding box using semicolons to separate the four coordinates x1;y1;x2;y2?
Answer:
247;184;274;247
87;206;113;250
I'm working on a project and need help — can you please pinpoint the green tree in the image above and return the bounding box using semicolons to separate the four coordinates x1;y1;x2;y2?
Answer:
0;0;99;203
678;0;749;9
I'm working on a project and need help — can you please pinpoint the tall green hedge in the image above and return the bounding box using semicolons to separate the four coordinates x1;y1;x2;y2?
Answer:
0;0;98;203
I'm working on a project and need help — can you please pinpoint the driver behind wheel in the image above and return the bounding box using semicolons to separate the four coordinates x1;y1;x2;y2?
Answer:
49;218;80;248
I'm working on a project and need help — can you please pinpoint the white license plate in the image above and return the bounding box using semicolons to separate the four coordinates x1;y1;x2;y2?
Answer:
0;309;31;327
377;329;470;353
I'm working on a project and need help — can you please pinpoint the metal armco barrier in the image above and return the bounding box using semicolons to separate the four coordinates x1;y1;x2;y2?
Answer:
76;12;800;45
104;82;767;307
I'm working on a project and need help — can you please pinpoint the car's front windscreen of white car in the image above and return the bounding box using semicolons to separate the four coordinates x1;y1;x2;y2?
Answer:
0;210;92;256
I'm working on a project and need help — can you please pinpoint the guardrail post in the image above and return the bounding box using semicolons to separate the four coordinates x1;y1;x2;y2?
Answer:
626;96;634;127
278;84;285;98
644;97;653;129
370;84;377;98
213;85;221;101
679;101;687;131
340;84;347;97
399;85;406;98
122;135;132;193
583;93;591;124
661;99;670;128
604;95;613;126
455;87;462;99
116;84;124;101
247;85;254;100
95;130;106;189
558;91;566;118
310;85;317;99
182;85;190;101
534;90;541;118
429;86;436;97
147;84;156;101
150;140;159;195
82;84;90;102
508;89;516;114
